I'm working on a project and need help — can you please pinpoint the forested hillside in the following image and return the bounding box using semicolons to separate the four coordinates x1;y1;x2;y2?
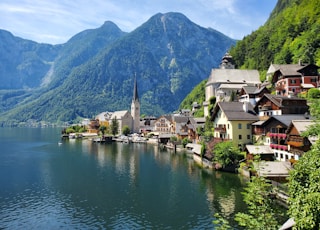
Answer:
0;13;235;126
180;0;320;111
230;0;320;70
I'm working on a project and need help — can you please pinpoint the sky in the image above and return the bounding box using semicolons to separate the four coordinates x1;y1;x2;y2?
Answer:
0;0;278;45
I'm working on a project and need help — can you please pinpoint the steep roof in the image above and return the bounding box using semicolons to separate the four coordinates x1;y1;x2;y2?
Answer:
206;69;261;85
257;94;307;108
213;102;258;121
110;110;130;119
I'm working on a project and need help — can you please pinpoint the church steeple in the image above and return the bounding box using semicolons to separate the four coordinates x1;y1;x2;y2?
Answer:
131;75;140;133
132;76;139;102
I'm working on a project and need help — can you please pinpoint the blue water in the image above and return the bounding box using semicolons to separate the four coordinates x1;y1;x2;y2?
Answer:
0;128;247;229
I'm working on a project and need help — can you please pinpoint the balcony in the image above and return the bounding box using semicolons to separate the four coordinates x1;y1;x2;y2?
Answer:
270;144;288;151
268;133;287;139
215;125;226;133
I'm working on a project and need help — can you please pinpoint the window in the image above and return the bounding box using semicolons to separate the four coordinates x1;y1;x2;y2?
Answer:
238;123;242;129
239;135;242;140
247;124;251;129
280;153;283;159
247;135;250;140
227;124;229;129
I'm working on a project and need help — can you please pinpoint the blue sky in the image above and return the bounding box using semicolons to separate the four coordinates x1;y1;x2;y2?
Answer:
0;0;278;44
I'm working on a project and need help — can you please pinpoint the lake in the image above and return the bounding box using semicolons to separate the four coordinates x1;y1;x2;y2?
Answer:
0;127;247;229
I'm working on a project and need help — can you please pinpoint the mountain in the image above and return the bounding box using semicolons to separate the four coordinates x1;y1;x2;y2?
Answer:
0;12;235;126
0;30;60;89
229;0;320;70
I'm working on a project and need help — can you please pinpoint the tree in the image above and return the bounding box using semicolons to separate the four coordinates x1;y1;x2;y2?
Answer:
181;137;191;148
307;88;320;99
110;117;119;136
122;125;130;136
99;125;107;135
213;141;244;168
235;176;280;229
287;98;320;229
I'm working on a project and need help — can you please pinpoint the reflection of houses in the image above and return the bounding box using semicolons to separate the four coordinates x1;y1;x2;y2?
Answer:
286;120;318;160
254;94;309;119
268;63;319;96
204;53;261;116
252;115;308;161
211;101;258;149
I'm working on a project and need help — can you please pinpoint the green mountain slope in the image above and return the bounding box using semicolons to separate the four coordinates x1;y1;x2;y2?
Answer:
0;12;235;126
230;0;320;70
180;0;320;112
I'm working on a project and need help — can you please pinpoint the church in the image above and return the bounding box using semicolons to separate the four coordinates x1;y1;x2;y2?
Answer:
95;77;141;134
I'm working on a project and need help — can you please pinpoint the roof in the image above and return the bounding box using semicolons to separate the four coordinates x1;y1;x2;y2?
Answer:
242;85;269;95
254;161;292;177
290;120;314;133
219;83;247;89
252;115;308;127
246;145;273;154
257;94;307;108
301;83;315;88
111;110;130;119
276;64;303;76
206;69;261;85
213;102;258;121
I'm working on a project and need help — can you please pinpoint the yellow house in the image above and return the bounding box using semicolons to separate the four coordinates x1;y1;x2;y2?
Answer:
211;101;258;149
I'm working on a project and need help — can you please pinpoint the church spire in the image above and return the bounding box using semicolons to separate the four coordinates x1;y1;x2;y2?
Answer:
133;74;139;102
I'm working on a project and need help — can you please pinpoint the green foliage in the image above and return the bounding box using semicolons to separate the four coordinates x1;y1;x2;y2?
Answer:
235;176;280;229
181;137;191;148
179;79;207;117
213;213;232;230
99;125;107;135
230;0;320;70
213;141;244;168
288;143;320;230
307;88;320;99
170;136;178;142
122;125;131;136
110;117;119;136
288;98;320;229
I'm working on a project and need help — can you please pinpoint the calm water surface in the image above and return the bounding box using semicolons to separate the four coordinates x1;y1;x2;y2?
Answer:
0;128;247;229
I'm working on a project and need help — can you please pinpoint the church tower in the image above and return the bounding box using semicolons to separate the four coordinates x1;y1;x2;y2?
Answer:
131;76;140;133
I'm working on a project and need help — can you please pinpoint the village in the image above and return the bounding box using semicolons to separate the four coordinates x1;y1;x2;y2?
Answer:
62;53;319;195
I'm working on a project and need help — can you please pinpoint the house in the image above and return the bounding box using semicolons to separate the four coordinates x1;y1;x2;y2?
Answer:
286;120;318;160
252;115;308;161
245;145;274;161
254;94;309;119
154;115;174;134
204;53;261;116
238;85;270;106
109;110;133;135
268;63;319;96
253;161;292;183
211;101;258;149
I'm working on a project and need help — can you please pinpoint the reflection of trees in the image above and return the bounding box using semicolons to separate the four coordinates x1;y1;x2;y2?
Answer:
199;170;247;222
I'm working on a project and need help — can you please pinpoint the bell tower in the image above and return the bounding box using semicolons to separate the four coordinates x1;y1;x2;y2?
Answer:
131;76;140;133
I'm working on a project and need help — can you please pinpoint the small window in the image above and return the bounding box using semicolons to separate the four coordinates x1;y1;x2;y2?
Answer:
247;135;250;140
239;135;242;140
247;124;251;129
238;123;242;129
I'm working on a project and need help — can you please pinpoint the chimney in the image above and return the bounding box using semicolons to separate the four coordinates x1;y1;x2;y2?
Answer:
243;101;249;113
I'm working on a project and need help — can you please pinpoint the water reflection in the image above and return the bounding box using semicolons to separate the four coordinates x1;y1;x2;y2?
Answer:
1;128;247;229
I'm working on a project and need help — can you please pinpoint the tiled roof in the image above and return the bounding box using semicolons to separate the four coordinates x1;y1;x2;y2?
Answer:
246;145;273;154
207;69;261;85
216;102;258;121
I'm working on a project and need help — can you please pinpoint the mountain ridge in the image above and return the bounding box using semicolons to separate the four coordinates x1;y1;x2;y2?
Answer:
0;12;236;126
